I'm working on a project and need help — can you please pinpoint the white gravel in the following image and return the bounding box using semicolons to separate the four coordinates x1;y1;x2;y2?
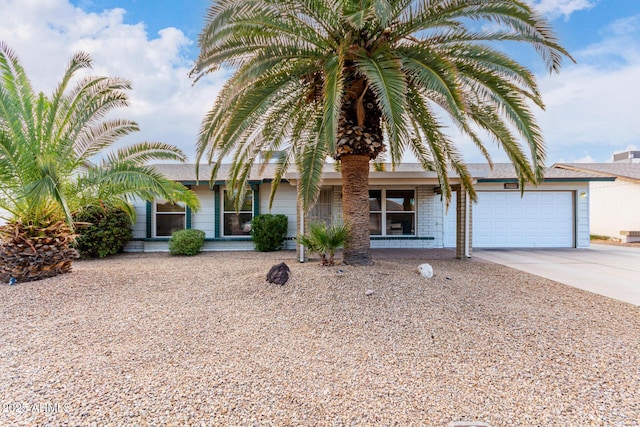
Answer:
1;251;639;426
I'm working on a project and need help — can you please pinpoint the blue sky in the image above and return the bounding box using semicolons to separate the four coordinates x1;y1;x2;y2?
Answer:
1;0;639;165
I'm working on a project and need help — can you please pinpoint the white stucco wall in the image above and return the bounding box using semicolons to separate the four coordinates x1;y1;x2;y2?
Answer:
575;186;590;249
130;198;147;239
126;182;300;252
126;179;593;252
190;185;216;238
589;179;640;239
259;182;298;249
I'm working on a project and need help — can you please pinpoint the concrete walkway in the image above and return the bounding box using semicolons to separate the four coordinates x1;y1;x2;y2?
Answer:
474;244;640;306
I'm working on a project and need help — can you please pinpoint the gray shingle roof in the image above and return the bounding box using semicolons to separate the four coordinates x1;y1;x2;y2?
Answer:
150;163;280;182
464;163;602;180
554;163;640;183
150;162;608;183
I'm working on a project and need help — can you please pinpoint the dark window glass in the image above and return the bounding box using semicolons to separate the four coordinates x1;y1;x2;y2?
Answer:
368;189;416;236
386;190;415;211
369;213;382;235
224;212;253;236
156;199;185;236
157;201;186;213
223;190;253;236
387;213;414;235
224;191;252;212
369;190;382;211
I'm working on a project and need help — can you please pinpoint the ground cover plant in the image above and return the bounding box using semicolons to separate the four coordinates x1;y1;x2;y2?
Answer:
297;221;350;265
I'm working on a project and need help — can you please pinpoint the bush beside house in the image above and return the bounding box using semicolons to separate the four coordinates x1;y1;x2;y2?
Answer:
169;229;206;256
250;214;289;251
74;206;133;259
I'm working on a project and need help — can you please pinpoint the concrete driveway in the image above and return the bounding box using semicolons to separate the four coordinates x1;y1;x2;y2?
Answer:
474;244;640;306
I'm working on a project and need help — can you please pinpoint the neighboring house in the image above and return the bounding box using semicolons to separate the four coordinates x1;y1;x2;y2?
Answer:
554;162;640;242
126;163;610;257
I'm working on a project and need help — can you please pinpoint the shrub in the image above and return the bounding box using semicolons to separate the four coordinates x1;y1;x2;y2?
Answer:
73;205;133;258
169;229;206;256
250;214;289;251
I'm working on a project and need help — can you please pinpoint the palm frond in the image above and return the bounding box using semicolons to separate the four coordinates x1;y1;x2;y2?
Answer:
297;118;328;211
0;43;197;227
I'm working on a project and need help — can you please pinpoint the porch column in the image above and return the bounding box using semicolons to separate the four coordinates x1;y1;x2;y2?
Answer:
455;187;472;259
295;185;308;262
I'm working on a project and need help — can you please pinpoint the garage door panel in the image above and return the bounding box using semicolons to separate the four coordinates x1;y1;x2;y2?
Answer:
472;191;574;248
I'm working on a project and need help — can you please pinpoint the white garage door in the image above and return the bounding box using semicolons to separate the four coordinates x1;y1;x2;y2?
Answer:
445;191;574;248
474;191;574;248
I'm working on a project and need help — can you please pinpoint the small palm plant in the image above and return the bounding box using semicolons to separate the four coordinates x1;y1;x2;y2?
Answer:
297;222;351;266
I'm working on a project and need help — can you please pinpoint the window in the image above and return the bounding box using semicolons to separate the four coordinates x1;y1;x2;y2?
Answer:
223;189;253;236
369;189;415;236
369;190;383;235
156;199;186;237
309;188;333;227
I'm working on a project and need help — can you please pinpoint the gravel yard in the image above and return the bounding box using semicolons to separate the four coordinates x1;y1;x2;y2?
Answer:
1;251;639;426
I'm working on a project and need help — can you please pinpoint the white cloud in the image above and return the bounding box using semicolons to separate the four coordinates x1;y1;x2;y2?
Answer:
0;0;224;161
535;14;640;162
528;0;597;19
1;0;637;167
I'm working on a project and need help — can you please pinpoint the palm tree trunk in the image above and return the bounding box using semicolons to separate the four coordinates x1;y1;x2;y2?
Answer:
341;154;373;265
0;220;79;283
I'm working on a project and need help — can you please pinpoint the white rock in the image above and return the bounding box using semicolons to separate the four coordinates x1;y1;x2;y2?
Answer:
418;263;433;278
365;289;375;296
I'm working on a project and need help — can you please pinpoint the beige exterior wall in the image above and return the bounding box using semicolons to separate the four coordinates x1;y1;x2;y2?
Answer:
589;179;640;240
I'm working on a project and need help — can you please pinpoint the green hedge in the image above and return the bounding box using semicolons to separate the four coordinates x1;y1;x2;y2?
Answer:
169;229;206;256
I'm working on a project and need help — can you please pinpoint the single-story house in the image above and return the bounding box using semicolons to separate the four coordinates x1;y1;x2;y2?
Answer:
554;162;640;242
125;163;612;258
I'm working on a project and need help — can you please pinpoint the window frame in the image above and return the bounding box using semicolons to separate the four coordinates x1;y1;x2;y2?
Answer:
369;188;416;237
154;199;187;237
222;188;254;237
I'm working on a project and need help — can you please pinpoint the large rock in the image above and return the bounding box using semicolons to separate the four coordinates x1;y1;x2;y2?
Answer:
266;262;290;285
418;263;433;278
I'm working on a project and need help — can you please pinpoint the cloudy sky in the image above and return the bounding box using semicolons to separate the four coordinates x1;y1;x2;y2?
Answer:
0;0;639;165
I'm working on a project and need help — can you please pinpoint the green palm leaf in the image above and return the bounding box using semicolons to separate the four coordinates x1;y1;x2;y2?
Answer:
0;43;199;229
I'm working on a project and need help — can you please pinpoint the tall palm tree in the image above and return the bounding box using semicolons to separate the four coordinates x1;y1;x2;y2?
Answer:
0;42;199;282
191;0;572;265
